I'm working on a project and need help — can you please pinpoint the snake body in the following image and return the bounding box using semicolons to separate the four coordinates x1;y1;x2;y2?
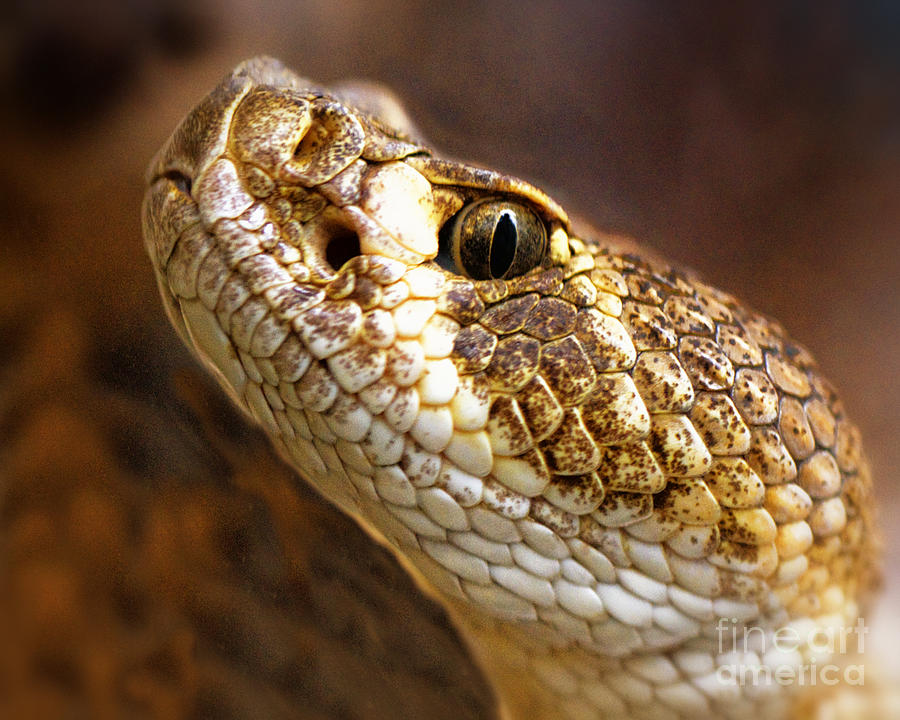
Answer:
143;58;879;719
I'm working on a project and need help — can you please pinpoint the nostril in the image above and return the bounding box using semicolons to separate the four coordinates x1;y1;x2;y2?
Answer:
163;170;192;196
325;227;362;272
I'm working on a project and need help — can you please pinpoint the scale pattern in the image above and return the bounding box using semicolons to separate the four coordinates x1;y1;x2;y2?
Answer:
143;57;878;720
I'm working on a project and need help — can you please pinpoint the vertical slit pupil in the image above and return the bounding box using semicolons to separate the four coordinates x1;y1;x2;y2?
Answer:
490;213;517;278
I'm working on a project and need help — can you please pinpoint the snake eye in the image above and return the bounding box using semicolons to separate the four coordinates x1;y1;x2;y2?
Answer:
444;199;547;280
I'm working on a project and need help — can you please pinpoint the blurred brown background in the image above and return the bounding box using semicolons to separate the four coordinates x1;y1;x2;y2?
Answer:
1;1;898;718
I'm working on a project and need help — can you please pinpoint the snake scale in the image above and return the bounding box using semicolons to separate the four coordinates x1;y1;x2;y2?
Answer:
143;57;879;719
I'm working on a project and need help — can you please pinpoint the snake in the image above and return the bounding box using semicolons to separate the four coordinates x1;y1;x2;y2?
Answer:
142;57;880;719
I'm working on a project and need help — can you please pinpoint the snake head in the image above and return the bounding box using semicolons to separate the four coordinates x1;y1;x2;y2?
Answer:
142;55;578;425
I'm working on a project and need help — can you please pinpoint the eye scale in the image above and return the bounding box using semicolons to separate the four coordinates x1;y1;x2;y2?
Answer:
143;57;879;720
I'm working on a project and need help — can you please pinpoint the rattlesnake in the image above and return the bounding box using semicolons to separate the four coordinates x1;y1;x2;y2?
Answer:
142;57;880;719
